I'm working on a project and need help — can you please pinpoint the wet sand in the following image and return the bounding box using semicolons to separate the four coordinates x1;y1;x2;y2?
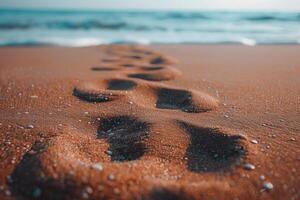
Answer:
0;44;299;200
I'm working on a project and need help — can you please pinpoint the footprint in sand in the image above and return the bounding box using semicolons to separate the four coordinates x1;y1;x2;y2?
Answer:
73;78;136;103
178;121;248;172
91;66;117;71
120;63;136;68
97;115;151;161
149;55;177;65
155;87;218;113
140;66;164;71
106;79;137;90
73;85;119;103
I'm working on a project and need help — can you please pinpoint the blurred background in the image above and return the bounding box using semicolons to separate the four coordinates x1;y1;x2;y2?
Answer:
0;0;299;46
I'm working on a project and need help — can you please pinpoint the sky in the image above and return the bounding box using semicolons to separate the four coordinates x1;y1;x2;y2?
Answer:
0;0;300;11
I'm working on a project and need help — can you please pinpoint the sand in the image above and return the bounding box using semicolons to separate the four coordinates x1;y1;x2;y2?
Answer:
0;44;299;200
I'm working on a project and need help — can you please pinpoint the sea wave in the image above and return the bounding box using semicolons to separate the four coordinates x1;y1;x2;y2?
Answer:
0;9;299;46
157;12;211;20
0;20;168;31
244;14;300;22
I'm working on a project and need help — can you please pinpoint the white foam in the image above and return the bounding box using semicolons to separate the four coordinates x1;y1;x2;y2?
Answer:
68;38;104;47
0;37;105;47
134;38;151;45
48;37;105;47
238;37;257;46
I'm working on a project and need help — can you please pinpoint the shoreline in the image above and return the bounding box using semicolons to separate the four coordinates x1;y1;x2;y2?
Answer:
1;43;300;48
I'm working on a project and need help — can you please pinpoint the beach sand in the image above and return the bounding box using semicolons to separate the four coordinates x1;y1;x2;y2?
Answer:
0;45;299;200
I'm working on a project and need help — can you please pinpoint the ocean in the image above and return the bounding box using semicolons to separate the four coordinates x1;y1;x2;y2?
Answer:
0;9;299;46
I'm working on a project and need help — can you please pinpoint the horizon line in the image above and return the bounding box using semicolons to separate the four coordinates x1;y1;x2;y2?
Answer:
0;7;300;12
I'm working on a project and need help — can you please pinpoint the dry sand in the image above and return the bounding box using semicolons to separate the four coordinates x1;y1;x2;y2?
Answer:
0;45;299;200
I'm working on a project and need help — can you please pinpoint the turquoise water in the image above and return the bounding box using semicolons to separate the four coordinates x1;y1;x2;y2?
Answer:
0;9;299;46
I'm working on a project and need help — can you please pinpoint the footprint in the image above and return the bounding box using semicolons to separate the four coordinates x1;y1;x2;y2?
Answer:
73;82;120;103
121;63;136;68
141;66;164;71
178;121;247;172
150;55;177;65
9;141;55;199
73;79;138;103
73;87;118;103
91;67;117;71
107;79;137;90
155;88;218;113
97;115;151;161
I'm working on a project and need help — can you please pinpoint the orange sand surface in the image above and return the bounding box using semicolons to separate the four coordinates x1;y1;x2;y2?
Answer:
0;45;299;200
